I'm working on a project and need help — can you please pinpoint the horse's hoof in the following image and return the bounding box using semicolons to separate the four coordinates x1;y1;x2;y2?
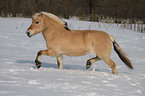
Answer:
86;61;92;69
37;65;41;69
35;60;41;69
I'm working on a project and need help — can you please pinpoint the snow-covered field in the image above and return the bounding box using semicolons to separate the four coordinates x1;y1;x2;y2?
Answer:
0;17;145;96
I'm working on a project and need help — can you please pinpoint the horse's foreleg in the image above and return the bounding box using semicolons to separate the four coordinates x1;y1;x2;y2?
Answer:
86;56;101;69
57;55;63;69
35;49;48;69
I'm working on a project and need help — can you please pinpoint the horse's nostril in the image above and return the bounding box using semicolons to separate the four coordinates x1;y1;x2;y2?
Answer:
26;32;30;35
26;31;32;37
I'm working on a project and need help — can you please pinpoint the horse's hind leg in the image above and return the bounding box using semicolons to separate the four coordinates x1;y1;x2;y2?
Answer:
35;49;48;69
86;56;101;69
103;58;118;74
57;55;63;69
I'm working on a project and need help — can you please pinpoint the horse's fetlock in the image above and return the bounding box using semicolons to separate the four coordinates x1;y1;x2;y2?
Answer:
58;66;63;69
112;69;118;74
35;59;41;64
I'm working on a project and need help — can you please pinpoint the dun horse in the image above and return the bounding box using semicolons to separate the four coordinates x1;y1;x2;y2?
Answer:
26;12;133;74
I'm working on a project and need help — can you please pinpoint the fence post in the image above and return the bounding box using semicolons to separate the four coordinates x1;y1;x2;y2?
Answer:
137;22;140;32
130;20;132;30
127;19;130;29
95;14;98;22
110;18;113;24
116;18;118;27
141;23;143;33
121;19;123;28
114;17;116;24
134;19;136;31
124;20;126;29
102;16;105;23
98;16;101;28
99;16;101;22
107;16;109;24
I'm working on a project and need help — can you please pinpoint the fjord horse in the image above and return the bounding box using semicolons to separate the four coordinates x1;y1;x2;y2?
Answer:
26;12;133;74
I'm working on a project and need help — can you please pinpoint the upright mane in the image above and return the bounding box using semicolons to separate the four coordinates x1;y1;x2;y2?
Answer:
43;12;65;25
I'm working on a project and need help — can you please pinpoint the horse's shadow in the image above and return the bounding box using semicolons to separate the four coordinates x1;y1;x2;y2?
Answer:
16;60;130;74
16;60;88;71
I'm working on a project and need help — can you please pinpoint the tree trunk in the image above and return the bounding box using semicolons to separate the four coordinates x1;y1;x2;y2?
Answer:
88;0;94;21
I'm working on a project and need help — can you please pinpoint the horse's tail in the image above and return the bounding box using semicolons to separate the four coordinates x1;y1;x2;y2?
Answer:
110;35;133;69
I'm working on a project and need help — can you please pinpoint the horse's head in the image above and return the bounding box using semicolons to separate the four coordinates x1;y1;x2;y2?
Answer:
26;12;45;37
26;12;70;37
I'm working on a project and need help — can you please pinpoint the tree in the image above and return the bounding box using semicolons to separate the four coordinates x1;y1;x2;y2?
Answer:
86;0;96;21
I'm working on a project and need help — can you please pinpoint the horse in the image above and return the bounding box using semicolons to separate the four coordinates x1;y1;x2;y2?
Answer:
26;12;133;74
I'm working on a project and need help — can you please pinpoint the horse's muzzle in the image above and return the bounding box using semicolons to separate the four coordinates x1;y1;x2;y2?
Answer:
26;31;33;37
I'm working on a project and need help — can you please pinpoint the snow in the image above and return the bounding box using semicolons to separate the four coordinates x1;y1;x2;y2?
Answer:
0;17;145;96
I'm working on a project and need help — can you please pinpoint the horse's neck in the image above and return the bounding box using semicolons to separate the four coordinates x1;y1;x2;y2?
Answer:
42;24;68;42
42;16;69;41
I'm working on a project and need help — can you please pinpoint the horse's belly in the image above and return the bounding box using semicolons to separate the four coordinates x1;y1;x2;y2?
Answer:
63;49;90;56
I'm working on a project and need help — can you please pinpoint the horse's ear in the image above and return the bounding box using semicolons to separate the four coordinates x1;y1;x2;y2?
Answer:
40;12;43;17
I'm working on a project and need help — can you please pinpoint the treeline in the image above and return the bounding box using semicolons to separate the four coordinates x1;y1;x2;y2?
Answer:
0;0;145;23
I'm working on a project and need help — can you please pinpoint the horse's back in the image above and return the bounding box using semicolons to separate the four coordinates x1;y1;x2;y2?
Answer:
71;30;111;43
72;30;112;56
71;30;112;52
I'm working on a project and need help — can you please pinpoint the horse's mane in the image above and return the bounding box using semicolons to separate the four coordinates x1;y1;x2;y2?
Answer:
43;12;65;25
33;12;65;25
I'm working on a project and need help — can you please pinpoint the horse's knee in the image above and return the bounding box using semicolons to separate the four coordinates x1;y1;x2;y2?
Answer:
37;50;42;56
37;50;49;56
35;49;49;69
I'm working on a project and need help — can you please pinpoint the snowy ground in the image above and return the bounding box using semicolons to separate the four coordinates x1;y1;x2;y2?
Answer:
0;17;145;96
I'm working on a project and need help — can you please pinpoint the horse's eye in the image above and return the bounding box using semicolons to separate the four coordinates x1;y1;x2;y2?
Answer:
36;21;39;24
